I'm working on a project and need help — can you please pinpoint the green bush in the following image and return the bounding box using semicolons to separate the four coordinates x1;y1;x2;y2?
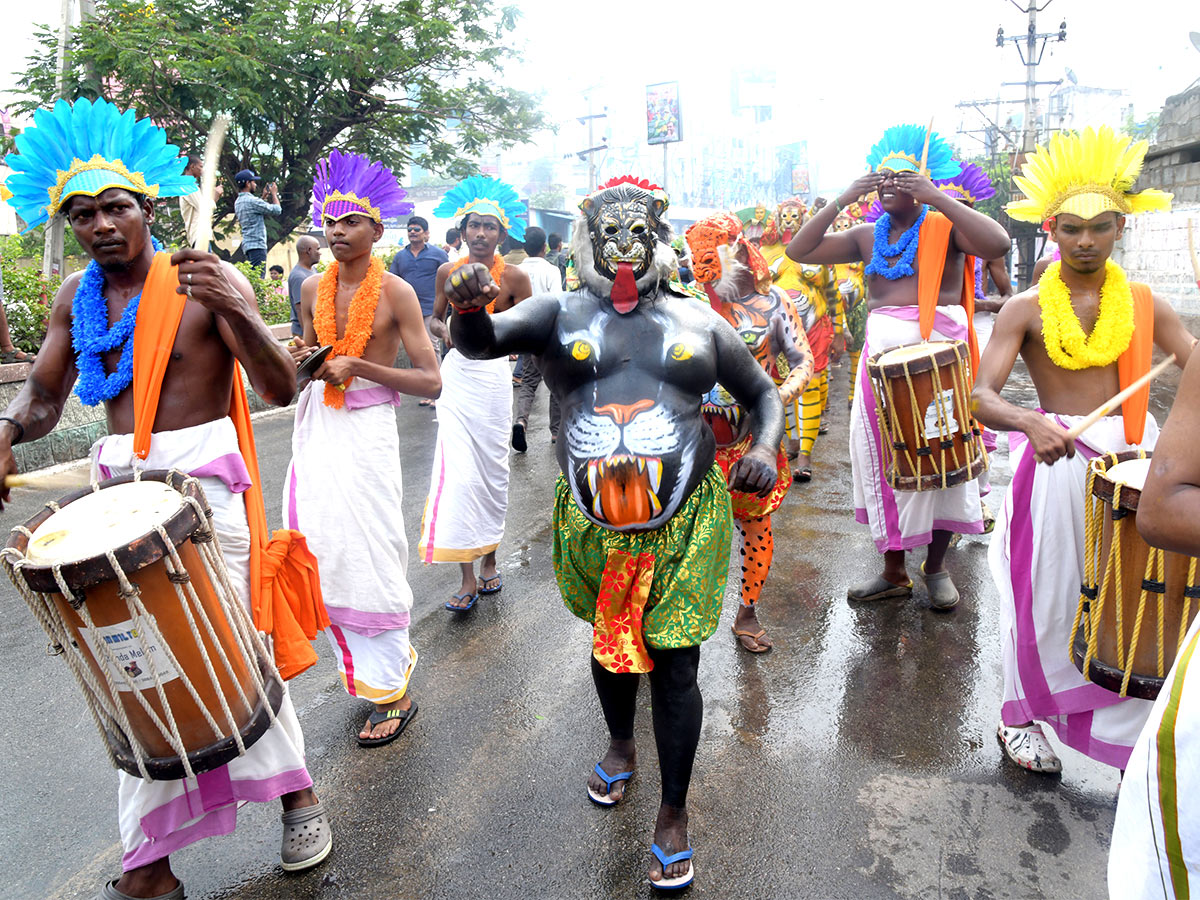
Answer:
231;261;291;326
0;258;59;352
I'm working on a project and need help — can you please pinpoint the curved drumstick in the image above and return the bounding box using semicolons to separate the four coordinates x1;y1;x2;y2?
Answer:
193;114;231;251
5;468;92;491
1063;354;1177;440
1189;219;1200;291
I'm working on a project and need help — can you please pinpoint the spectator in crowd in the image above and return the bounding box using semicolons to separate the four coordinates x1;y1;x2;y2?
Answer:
390;216;449;403
268;264;285;282
545;232;567;288
178;155;223;249
511;226;561;451
288;236;322;338
0;262;34;363
234;168;281;274
501;234;527;266
444;227;466;262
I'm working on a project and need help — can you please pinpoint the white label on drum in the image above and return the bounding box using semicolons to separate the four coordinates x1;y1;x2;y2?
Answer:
78;619;179;692
923;389;959;441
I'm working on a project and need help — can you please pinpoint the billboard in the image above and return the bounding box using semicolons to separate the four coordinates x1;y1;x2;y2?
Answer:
646;82;682;145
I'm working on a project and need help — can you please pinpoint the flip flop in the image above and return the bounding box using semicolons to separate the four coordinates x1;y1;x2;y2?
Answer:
445;591;478;611
587;762;634;807
356;702;418;748
731;625;772;653
792;467;813;483
847;575;913;602
649;844;694;891
479;573;503;594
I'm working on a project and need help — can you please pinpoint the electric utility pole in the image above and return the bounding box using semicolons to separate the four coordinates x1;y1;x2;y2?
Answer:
995;0;1066;287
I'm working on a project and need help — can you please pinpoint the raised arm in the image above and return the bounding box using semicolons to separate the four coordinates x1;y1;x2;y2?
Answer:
1139;349;1200;555
889;171;1011;260
971;292;1074;464
1152;292;1197;369
443;262;560;358
768;288;814;406
172;249;296;407
786;174;880;264
0;276;83;507
713;314;785;494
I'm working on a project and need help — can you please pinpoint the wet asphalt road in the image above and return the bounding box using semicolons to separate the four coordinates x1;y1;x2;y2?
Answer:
0;350;1185;900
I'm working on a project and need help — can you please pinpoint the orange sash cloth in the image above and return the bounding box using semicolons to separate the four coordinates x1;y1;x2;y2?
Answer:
915;210;980;378
131;252;328;680
1117;283;1154;446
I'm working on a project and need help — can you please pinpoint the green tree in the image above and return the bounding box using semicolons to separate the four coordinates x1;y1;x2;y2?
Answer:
14;0;545;253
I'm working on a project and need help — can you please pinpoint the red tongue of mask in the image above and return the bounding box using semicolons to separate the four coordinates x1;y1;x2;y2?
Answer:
702;283;722;312
611;262;639;314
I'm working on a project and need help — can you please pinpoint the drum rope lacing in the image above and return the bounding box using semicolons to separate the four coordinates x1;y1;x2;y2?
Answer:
1073;451;1200;697
0;469;279;780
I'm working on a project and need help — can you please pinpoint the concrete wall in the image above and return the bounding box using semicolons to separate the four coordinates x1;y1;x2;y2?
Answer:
1115;207;1200;315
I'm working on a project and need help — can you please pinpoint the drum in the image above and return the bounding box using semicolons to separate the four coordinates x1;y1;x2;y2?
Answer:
1072;452;1200;699
1;470;283;780
866;340;987;491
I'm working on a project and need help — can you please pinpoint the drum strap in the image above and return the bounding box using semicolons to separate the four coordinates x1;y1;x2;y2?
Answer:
131;255;329;680
1117;283;1154;446
915;211;980;378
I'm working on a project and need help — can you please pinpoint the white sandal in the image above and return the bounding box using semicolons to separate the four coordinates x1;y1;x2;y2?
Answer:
997;723;1063;774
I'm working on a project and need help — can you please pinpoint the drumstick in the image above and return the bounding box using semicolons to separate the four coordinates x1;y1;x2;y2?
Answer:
5;468;92;492
918;117;934;178
1063;354;1177;440
1188;219;1200;290
193;114;232;252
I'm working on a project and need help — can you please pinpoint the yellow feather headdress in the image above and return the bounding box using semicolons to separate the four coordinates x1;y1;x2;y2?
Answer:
1006;125;1172;223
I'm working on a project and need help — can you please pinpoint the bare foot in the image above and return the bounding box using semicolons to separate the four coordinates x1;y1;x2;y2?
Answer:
112;858;179;898
587;738;636;803
359;696;413;742
732;604;772;652
648;804;691;885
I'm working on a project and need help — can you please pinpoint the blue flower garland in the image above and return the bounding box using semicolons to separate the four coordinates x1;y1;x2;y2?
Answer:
71;237;163;406
865;205;927;281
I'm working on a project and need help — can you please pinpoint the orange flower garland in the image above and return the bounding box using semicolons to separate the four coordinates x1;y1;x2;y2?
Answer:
313;256;384;408
450;253;505;313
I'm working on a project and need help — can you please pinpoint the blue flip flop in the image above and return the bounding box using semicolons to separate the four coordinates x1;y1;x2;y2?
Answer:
587;762;633;807
478;573;503;595
445;591;477;612
649;843;694;891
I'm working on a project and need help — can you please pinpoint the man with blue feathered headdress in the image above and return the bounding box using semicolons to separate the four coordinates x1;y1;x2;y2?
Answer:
284;149;441;750
787;123;1012;611
0;98;333;898
417;175;532;610
441;174;784;891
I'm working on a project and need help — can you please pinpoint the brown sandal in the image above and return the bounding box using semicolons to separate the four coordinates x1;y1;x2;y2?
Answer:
731;625;772;653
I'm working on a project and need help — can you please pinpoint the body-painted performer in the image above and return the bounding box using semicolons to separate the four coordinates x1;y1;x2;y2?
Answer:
788;124;1011;610
420;177;532;610
831;200;870;409
685;211;814;653
444;175;783;890
972;126;1193;774
1110;350;1200;897
285;151;441;747
0;98;331;900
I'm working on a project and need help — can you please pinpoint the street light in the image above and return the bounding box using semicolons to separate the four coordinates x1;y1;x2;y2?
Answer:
996;25;1005;47
1058;19;1067;41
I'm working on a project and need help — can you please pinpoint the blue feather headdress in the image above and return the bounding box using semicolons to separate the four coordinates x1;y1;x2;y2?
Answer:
311;150;413;227
934;161;996;205
434;175;526;241
866;124;961;180
4;98;195;232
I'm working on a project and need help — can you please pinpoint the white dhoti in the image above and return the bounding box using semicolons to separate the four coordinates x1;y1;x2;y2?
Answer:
989;412;1159;769
1110;614;1200;898
419;350;511;563
283;379;417;703
851;305;984;552
93;419;311;871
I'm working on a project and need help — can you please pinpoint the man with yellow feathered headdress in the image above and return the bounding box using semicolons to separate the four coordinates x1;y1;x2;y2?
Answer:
972;126;1195;777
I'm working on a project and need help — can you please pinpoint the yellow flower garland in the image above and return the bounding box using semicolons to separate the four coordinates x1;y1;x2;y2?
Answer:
1037;260;1134;370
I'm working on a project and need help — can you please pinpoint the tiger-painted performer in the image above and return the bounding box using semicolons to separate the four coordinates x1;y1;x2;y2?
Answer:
685;211;813;653
445;175;784;891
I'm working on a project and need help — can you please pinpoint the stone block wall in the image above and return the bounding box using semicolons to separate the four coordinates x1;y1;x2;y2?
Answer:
1115;208;1200;315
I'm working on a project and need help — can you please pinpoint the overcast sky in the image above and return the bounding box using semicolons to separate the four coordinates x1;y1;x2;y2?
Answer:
5;0;1198;193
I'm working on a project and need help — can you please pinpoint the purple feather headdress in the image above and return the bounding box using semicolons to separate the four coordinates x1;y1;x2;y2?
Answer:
865;198;883;223
934;161;996;205
312;150;413;227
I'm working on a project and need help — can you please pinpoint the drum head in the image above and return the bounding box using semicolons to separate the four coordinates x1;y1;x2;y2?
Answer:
876;341;959;367
28;480;184;565
1106;457;1151;492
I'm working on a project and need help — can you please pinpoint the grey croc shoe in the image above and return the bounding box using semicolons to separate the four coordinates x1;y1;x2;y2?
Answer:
921;564;960;611
280;800;333;872
100;880;184;899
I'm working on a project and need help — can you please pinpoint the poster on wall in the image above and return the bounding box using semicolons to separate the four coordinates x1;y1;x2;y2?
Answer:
646;82;682;145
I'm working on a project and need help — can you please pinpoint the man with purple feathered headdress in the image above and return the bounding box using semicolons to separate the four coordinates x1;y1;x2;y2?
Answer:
285;149;442;748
